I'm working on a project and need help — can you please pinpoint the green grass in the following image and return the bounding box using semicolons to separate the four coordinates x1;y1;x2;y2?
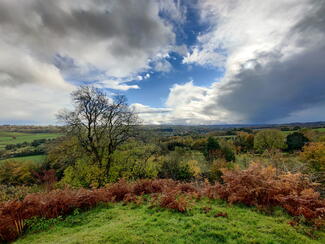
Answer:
15;199;325;244
313;128;325;132
0;154;46;164
0;132;62;149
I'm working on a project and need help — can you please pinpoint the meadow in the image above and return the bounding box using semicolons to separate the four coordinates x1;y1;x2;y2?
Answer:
0;129;61;165
15;200;325;244
0;132;61;150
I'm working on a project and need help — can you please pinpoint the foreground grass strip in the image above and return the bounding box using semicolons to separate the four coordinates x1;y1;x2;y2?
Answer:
15;200;325;244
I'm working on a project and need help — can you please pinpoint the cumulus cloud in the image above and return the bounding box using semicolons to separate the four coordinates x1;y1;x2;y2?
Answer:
133;81;234;125
2;0;324;125
158;0;187;24
154;60;173;72
0;0;177;79
0;84;72;124
0;0;181;123
165;0;325;124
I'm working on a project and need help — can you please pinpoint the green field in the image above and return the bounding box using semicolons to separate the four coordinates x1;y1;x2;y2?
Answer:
15;200;324;244
0;132;61;149
0;155;46;164
313;128;325;132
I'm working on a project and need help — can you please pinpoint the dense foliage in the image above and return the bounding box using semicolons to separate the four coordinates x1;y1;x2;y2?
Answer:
286;132;309;151
254;129;286;152
300;142;325;172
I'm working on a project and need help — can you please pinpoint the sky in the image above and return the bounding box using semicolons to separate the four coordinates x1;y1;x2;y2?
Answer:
0;0;324;125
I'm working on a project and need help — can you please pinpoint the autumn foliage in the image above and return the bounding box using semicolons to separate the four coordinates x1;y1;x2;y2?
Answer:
0;179;195;242
215;163;325;225
300;142;325;171
0;165;324;242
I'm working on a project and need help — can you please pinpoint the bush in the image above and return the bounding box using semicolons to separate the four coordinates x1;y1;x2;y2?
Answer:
46;136;84;179
0;185;41;202
158;149;207;181
234;132;254;152
300;142;325;172
254;129;286;153
205;137;220;161
109;142;160;182
0;160;39;185
208;159;229;182
215;163;325;225
286;132;309;152
159;158;193;181
61;159;107;188
154;188;190;212
219;140;236;162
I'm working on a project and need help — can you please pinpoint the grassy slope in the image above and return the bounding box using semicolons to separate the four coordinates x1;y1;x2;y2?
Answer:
0;132;61;149
16;199;324;244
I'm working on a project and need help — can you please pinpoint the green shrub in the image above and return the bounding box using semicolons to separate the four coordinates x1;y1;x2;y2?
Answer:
61;158;107;188
0;160;39;185
158;148;208;181
208;159;229;182
234;132;254;152
219;140;236;162
46;136;84;179
300;142;325;172
109;142;161;182
0;184;41;201
254;129;286;153
286;132;309;152
205;137;220;161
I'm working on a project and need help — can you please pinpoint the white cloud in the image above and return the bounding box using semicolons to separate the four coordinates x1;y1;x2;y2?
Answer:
136;0;325;124
183;47;226;67
154;60;172;72
0;41;72;90
133;81;236;125
96;79;139;91
2;0;324;125
0;0;177;79
0;0;183;123
169;0;325;124
157;0;187;24
0;84;72;124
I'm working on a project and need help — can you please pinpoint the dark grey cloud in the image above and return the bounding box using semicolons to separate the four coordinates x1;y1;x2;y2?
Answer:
0;0;177;85
203;0;325;123
216;46;325;122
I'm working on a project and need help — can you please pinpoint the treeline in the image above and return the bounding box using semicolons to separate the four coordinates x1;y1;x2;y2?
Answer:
0;87;324;189
1;127;324;187
144;122;325;137
0;125;62;134
0;138;55;160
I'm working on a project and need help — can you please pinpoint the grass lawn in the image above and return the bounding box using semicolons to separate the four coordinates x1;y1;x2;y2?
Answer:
0;132;62;149
0;154;46;164
15;199;325;244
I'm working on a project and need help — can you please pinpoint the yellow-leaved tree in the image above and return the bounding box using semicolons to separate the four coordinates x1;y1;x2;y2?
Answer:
300;142;325;172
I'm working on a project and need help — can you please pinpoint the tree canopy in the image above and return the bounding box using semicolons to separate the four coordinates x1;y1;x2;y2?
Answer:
58;86;139;175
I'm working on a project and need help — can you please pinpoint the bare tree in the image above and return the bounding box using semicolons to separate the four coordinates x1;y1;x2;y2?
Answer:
58;86;139;175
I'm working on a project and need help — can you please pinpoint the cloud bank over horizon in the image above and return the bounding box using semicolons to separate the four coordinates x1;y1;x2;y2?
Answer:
0;0;324;125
